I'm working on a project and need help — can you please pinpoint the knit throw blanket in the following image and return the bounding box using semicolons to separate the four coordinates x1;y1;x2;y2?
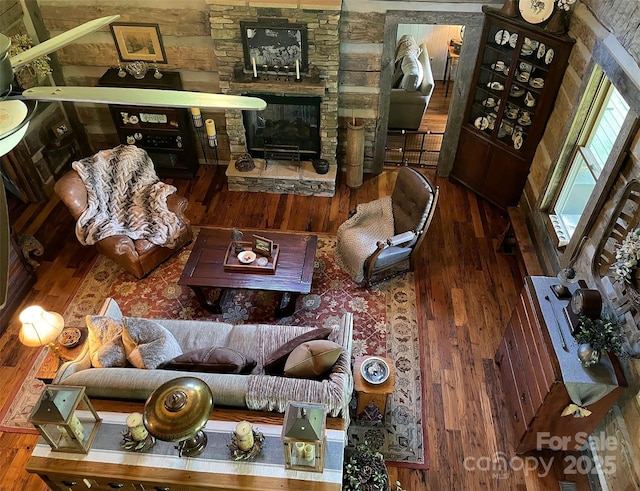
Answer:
73;145;183;248
334;196;395;283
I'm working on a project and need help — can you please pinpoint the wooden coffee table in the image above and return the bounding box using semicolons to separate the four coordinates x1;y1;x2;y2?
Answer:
179;228;318;318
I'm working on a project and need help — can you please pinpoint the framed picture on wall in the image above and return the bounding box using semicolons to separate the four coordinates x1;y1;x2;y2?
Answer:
110;22;167;63
240;20;308;72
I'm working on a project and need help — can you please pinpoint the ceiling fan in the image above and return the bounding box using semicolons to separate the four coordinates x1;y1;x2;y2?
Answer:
0;14;267;310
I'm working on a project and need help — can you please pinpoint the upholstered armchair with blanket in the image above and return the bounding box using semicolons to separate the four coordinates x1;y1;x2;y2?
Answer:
388;39;435;131
55;145;192;279
335;167;439;286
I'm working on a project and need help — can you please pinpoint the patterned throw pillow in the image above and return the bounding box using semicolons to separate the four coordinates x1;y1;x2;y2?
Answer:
122;317;182;369
86;315;127;368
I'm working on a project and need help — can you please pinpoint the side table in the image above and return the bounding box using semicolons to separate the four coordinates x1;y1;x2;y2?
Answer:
353;356;395;423
36;327;87;383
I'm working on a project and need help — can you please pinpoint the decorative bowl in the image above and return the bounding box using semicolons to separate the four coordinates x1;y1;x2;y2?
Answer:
360;357;390;385
238;251;257;264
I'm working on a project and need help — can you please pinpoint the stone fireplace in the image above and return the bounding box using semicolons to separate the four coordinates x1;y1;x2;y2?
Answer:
208;0;341;197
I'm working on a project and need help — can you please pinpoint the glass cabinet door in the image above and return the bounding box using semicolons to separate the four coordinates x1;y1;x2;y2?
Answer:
468;21;557;155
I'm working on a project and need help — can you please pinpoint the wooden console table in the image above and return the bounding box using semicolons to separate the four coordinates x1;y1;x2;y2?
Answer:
495;276;627;454
26;411;345;490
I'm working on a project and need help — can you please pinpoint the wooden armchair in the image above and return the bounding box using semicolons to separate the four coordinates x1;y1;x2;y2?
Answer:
336;167;439;286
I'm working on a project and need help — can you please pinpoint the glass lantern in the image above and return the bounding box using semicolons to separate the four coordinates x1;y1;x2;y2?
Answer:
281;402;326;472
28;385;102;454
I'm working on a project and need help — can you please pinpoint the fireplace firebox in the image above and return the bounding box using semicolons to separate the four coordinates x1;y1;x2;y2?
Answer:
243;94;321;161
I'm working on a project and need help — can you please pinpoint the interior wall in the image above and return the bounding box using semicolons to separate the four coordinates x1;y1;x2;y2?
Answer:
520;3;640;488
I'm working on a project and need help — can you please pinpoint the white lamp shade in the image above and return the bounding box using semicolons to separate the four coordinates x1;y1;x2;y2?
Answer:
19;306;64;347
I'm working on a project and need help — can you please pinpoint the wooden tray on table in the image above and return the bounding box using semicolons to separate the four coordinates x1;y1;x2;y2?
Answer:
223;242;279;274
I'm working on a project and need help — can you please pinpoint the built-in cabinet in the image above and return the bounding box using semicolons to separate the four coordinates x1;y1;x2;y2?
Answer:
450;7;574;209
98;69;198;179
495;276;627;454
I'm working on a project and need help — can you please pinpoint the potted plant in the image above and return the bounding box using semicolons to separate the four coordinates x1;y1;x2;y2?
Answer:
343;444;408;491
574;314;626;366
611;226;640;308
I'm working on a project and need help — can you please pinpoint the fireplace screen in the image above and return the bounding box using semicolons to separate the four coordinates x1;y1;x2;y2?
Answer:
243;94;321;161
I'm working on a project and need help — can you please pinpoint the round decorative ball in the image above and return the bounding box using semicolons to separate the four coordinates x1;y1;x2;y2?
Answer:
235;153;255;172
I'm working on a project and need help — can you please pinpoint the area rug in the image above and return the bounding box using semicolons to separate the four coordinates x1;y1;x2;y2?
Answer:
1;231;427;468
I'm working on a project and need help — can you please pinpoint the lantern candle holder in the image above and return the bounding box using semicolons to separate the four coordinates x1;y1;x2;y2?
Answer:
281;402;326;472
28;385;102;454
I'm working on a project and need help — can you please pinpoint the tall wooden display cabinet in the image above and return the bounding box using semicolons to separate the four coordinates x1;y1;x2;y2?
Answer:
450;7;574;209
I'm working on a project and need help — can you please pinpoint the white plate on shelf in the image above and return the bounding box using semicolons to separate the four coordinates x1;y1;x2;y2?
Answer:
474;116;489;130
523;37;539;51
518;116;532;126
530;77;545;89
545;48;555;65
487;81;504;91
509;33;518;48
495;29;510;45
514;134;524;150
482;98;497;108
537;43;546;59
510;86;525;97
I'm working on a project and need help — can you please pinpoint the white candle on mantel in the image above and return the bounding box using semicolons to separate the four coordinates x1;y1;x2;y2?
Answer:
295;59;300;80
295;441;306;458
190;107;201;116
252;57;257;77
205;118;216;137
235;421;254;451
126;412;148;441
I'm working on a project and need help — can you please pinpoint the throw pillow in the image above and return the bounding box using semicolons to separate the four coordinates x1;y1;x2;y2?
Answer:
86;315;127;368
283;340;343;378
161;346;257;374
122;317;183;369
264;327;333;374
395;34;420;62
400;53;424;92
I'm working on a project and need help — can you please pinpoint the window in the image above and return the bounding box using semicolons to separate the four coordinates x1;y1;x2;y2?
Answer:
549;73;630;246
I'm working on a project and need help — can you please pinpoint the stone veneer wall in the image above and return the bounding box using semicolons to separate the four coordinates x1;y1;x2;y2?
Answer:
206;0;341;167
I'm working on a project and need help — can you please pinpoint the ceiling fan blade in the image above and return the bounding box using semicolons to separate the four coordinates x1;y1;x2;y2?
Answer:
10;15;120;71
22;86;267;110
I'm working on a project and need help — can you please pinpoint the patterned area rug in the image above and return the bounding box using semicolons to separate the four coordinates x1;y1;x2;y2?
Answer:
1;232;427;467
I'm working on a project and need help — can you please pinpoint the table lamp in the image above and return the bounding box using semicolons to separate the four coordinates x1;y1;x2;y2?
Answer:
143;376;213;457
19;305;64;359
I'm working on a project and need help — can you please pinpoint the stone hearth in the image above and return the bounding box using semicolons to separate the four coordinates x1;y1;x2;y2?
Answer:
208;0;341;196
226;159;336;196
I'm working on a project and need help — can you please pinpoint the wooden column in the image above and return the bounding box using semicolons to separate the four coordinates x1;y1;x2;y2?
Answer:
346;121;364;189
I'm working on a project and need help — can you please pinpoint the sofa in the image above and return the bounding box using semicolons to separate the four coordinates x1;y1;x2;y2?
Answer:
388;42;435;131
53;298;354;421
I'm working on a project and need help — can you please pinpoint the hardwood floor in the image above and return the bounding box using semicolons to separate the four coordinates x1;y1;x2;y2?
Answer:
1;165;587;490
